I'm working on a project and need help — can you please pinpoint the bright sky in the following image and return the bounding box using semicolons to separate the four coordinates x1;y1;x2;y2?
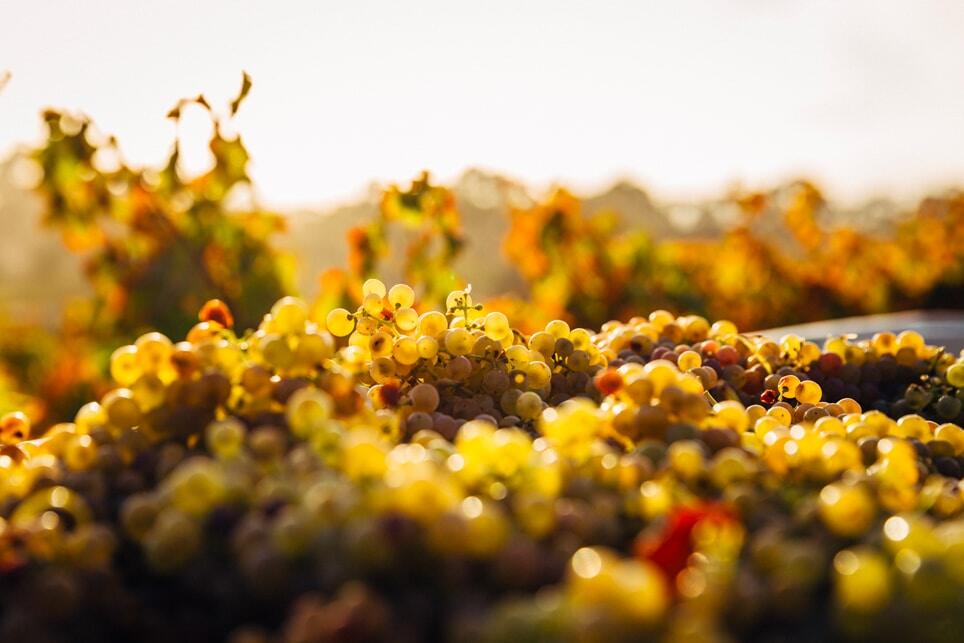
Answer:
2;1;964;209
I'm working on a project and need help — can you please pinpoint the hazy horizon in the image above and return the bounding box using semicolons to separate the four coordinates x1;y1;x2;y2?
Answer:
3;1;964;210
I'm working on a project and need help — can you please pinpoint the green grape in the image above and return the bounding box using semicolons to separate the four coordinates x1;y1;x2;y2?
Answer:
135;331;173;373
356;316;378;335
418;311;448;337
362;278;387;298
166;458;228;517
505;344;530;370
131;373;166;412
295;331;335;365
677;350;702;371
63;433;98;471
206;418;246;460
796;380;823;404
370;357;397;383
259;333;295;369
445;328;474;356
568;328;592;351
369;331;393;357
144;508;201;572
326;308;356;337
110;345;142;386
394;307;418;332
528;331;556;358
936;395;962;419
460;497;509;557
417;336;439;360
484;312;511;340
515;391;544;420
446;289;473;311
778;374;801;399
947;363;964;388
393;337;420;365
270;296;309;334
545;319;570;339
833;547;892;613
363;292;385;316
388;283;416;309
102;388;142;430
526;361;552;390
286;388;334;438
818;482;875;537
668;440;704;479
74;401;106;434
566;350;590;372
120;493;160;541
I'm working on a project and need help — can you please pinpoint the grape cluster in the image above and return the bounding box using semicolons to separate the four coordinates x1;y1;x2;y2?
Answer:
0;283;962;642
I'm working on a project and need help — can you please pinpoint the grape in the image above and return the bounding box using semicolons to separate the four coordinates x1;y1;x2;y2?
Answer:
110;345;142;386
872;331;897;355
565;350;590;372
445;289;472;311
795;380;822;404
135;331;174;372
833;548;892;613
416;336;439;360
102;389;142;429
936;395;962;419
777;374;800;399
410;383;440;412
270;296;309;334
444;328;474;356
394;306;418;332
258;333;294;368
286;387;333;437
484;312;511;340
405;411;435;433
544;319;570;339
326;308;355;337
716;345;739;366
0;411;31;444
677;350;702;371
356;315;378;335
526;361;552;390
206;418;246;459
295;331;335;365
446;356;473;381
388;283;416;309
362;278;387;298
392;337;420;366
819;482;875;536
370;357;397;383
369;331;393;357
418;311;448;337
363;292;384;316
947;363;964;388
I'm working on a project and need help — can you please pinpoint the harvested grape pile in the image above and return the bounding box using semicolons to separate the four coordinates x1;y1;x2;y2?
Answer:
1;280;963;643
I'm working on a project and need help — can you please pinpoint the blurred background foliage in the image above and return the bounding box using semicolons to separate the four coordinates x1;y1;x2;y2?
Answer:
1;78;963;428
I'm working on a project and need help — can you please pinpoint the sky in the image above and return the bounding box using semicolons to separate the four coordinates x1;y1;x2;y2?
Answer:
2;1;964;209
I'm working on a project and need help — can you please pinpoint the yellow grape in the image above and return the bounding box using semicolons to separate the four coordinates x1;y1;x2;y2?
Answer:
388;283;416;309
362;278;387;298
418;311;448;338
394;307;418;332
326;308;355;337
